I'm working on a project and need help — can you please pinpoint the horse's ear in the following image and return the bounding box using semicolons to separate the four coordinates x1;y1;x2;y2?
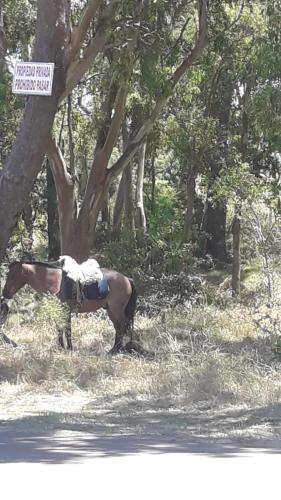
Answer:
8;261;19;269
21;253;34;263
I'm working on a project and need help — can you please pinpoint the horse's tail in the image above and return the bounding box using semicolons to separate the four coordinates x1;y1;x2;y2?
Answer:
125;279;137;330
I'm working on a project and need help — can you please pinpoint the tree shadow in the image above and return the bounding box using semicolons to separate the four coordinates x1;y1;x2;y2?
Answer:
1;400;281;464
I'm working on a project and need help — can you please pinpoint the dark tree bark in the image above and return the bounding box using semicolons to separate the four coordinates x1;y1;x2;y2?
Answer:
204;200;228;261
1;1;209;263
22;198;34;253
231;213;241;296
0;0;69;262
101;192;110;227
231;81;252;295
47;163;60;260
203;59;234;263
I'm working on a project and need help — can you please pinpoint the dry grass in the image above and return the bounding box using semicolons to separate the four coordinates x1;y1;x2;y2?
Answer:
1;296;281;414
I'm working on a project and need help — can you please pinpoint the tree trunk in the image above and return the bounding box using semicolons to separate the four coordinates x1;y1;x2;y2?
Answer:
0;0;69;263
0;0;5;75
67;94;75;175
112;113;140;240
124;164;135;235
47;163;60;259
231;213;241;296
112;173;125;238
202;58;234;263
183;152;199;244
231;81;252;295
205;201;227;261
49;1;208;262
151;154;156;212
22;197;34;254
101;191;110;228
135;141;147;239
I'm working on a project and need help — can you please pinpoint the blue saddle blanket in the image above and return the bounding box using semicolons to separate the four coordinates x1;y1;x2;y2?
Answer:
63;274;109;301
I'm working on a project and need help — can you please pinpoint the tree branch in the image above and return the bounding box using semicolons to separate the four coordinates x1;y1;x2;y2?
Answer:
61;33;106;102
80;33;137;217
172;0;208;86
60;0;119;102
64;0;103;67
108;0;208;181
46;138;76;251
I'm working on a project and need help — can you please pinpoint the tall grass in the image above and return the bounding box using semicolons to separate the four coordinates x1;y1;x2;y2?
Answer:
1;289;281;410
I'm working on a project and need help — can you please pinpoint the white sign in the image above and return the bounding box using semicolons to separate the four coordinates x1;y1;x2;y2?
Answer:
12;61;55;96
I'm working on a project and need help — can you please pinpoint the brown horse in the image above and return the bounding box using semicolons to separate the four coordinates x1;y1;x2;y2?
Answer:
0;260;137;352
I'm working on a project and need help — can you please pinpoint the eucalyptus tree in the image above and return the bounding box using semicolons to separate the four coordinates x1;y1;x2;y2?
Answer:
204;0;281;288
46;0;209;261
0;0;210;263
0;0;68;263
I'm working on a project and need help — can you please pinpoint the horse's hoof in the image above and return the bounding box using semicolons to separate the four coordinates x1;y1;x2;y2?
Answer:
124;341;154;359
0;332;18;348
108;344;125;355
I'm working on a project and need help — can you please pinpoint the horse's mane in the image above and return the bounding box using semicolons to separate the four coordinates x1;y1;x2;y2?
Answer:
9;260;61;270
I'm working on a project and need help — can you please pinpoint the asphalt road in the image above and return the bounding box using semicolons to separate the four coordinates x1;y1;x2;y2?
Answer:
1;427;281;499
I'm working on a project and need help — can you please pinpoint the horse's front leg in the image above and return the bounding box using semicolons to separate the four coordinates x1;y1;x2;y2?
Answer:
0;331;18;347
65;306;73;350
0;300;17;347
57;304;72;350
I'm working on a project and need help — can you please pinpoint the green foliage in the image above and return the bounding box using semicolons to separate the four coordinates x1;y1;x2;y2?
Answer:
251;86;281;148
4;0;35;54
146;180;183;238
2;0;281;302
274;336;281;361
212;162;265;204
34;295;69;331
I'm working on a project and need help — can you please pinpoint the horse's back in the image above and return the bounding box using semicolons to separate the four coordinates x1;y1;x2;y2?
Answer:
67;268;133;314
102;268;133;302
102;267;132;287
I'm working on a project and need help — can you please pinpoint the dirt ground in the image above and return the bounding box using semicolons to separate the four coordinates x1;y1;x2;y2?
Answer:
1;386;281;443
1;389;281;500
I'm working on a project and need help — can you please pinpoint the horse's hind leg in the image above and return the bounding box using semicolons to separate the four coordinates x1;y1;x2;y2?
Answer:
106;308;126;354
0;331;18;348
110;323;125;354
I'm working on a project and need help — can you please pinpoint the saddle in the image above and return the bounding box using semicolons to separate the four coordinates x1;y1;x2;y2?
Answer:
59;256;109;303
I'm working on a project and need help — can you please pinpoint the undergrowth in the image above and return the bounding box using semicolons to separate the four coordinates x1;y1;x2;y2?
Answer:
1;278;281;411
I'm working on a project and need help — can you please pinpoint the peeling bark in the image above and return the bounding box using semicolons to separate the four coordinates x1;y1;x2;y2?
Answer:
135;141;147;237
55;0;208;260
64;0;103;67
0;0;209;263
112;174;125;238
0;0;6;74
60;0;118;102
0;0;69;262
46;138;76;254
124;164;135;235
183;155;199;244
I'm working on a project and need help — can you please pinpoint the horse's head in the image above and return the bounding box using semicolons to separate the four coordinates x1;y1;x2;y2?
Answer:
0;297;9;327
1;261;28;300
